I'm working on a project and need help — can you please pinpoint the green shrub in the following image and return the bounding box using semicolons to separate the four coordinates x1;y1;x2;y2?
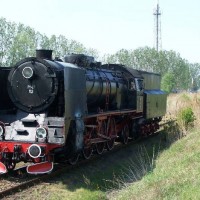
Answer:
178;107;196;130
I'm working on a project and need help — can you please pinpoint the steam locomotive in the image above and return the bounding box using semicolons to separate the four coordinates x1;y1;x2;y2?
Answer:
0;50;167;174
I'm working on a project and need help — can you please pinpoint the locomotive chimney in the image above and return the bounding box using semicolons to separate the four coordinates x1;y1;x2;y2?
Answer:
36;49;53;60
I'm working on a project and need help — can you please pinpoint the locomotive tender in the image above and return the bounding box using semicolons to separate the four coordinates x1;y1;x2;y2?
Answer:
0;50;167;174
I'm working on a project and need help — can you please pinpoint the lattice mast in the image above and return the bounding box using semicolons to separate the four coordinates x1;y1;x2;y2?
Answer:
153;0;162;51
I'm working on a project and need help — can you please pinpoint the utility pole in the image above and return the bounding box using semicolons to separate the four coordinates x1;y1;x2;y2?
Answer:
153;0;162;51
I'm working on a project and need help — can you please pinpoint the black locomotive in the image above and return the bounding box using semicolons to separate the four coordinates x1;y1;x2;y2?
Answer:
0;50;167;174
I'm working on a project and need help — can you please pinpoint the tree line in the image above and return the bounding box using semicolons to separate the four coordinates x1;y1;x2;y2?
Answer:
103;48;200;93
0;17;199;92
0;17;98;66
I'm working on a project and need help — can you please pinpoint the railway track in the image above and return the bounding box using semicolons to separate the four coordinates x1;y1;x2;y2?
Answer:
0;145;124;199
0;121;172;199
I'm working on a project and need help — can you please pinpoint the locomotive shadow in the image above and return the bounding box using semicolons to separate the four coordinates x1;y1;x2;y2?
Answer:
46;125;181;194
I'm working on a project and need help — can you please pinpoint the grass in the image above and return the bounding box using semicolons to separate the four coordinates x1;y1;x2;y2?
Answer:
110;130;200;200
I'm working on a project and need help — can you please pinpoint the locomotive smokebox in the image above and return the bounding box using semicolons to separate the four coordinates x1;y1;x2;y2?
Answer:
36;49;53;60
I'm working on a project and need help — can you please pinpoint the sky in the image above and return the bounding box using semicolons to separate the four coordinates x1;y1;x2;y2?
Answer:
0;0;200;63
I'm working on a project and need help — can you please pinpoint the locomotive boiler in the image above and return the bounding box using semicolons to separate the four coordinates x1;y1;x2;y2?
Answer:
0;50;167;174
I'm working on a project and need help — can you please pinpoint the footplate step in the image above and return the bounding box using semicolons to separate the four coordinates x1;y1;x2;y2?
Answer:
0;162;7;174
27;162;53;174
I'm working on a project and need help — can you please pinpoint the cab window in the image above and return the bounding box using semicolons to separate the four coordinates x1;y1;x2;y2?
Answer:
135;79;143;91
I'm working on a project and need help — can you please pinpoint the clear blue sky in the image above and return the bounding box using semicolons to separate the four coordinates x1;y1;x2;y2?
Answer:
0;0;199;63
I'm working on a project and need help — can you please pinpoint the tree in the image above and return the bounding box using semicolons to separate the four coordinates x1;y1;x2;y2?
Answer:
189;63;200;91
102;47;192;91
85;48;99;60
7;23;37;65
102;54;117;64
132;47;159;72
0;18;17;66
0;18;99;66
161;72;176;93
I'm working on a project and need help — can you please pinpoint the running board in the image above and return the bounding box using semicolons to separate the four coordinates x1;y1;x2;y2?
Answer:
0;162;7;174
27;162;53;174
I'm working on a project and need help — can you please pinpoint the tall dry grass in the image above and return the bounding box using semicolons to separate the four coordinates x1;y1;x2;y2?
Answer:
166;92;200;127
162;92;200;141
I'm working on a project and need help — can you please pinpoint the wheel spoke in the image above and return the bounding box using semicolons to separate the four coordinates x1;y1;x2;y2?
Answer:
96;120;106;154
106;118;116;150
106;138;115;150
120;124;129;144
96;142;105;155
82;146;93;159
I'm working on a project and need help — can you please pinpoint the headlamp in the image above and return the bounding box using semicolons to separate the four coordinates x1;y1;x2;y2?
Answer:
36;127;47;139
22;67;34;79
28;144;42;158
